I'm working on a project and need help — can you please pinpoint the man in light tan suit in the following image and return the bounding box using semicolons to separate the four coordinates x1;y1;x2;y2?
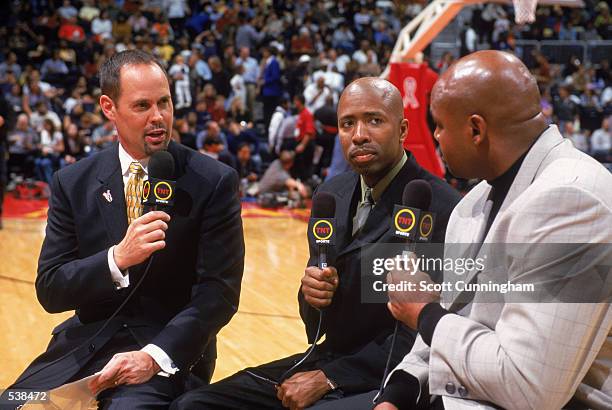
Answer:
376;51;612;409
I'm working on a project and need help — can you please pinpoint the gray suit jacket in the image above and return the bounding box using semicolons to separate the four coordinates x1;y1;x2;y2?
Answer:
387;125;612;410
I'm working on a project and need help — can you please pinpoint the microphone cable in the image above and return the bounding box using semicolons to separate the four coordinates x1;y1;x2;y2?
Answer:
15;256;156;385
245;308;323;386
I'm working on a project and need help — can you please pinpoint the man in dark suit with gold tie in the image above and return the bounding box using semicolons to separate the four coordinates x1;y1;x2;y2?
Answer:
3;50;244;409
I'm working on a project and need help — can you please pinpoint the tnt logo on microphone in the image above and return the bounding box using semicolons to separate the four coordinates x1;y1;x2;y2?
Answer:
143;180;151;201
154;181;173;202
393;205;421;239
418;212;435;242
142;177;175;207
308;218;336;245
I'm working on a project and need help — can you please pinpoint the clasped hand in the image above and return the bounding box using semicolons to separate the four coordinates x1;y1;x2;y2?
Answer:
88;351;160;395
386;252;440;329
114;211;170;270
301;266;338;309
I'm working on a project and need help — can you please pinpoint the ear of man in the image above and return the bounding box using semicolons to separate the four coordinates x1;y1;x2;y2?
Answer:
99;95;116;122
469;114;487;145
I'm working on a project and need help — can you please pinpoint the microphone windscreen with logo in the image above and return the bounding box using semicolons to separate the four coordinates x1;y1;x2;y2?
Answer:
402;179;432;211
148;150;175;180
311;192;336;218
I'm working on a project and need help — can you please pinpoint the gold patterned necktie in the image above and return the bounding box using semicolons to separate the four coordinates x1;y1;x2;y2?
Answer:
126;162;145;224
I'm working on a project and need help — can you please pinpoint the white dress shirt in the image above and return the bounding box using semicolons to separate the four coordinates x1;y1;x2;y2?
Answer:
107;143;177;376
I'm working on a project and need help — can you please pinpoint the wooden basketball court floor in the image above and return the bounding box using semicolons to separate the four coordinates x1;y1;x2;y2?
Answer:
0;205;312;388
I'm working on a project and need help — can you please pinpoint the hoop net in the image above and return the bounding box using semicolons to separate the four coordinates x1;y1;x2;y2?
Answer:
513;0;538;24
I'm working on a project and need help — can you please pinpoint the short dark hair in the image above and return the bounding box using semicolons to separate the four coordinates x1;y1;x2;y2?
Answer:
99;49;169;102
293;94;306;105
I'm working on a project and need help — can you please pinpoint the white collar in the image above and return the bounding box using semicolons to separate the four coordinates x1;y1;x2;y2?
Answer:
118;142;149;177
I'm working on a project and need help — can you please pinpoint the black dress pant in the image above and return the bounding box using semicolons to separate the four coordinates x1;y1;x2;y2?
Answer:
171;349;347;410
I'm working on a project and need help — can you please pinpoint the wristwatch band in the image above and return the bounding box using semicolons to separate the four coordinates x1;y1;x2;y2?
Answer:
326;377;339;391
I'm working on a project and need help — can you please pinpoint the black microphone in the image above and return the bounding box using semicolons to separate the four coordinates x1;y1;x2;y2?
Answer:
392;179;434;248
308;192;336;269
376;179;435;404
143;150;176;212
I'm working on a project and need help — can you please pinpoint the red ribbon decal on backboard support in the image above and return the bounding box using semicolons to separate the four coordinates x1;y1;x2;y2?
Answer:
388;62;445;178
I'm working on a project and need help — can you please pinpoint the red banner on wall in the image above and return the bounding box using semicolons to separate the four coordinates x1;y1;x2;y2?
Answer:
388;62;445;178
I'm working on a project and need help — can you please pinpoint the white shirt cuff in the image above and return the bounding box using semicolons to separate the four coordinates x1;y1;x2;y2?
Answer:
107;246;130;289
142;344;178;376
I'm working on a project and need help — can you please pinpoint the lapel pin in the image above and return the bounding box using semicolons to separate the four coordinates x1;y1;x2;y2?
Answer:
103;190;113;203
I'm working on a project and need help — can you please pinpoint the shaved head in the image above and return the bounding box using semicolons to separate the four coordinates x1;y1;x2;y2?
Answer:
337;77;408;186
433;50;543;132
431;50;548;180
339;77;404;123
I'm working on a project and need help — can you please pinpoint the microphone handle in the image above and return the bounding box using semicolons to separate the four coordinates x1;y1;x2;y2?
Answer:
318;245;327;269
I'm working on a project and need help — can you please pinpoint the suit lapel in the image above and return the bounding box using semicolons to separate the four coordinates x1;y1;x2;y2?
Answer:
96;143;128;245
445;126;566;309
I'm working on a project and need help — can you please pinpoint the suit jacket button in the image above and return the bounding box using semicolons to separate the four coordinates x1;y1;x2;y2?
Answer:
445;382;456;394
458;385;468;397
88;344;95;353
122;324;128;328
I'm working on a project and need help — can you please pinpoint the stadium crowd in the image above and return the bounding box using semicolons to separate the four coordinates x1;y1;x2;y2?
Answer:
0;0;610;219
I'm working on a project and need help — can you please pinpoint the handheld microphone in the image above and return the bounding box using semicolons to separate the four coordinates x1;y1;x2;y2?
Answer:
392;179;434;249
308;192;336;269
376;179;435;404
143;150;176;212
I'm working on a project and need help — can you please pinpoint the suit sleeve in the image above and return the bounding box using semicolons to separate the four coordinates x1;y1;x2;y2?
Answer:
36;171;119;313
150;168;245;371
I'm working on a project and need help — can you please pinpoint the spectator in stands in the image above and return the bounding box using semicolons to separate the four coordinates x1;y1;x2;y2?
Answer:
0;52;22;80
235;47;259;115
554;85;579;129
291;27;315;56
235;12;265;51
260;46;282;128
58;0;78;21
196;120;227;151
91;9;113;42
230;65;247;109
7;113;36;176
208;56;231;98
58;16;85;44
562;121;589;153
22;81;48;117
353;40;377;65
594;2;611;39
200;134;234;167
91;119;115;151
40;50;69;89
60;122;86;168
332;22;356;53
234;142;260;197
6;84;23;115
169;54;192;111
30;101;61;133
459;21;478;56
591;116;611;161
78;0;100;23
166;0;189;36
34;119;63;184
258;150;308;198
228;98;251;125
268;97;290;153
304;75;332;114
284;94;315;182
